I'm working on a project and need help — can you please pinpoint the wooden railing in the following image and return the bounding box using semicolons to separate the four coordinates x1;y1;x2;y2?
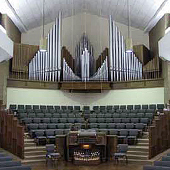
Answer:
0;107;24;159
149;112;170;159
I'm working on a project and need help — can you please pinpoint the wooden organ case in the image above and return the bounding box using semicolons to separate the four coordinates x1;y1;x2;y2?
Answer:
66;130;107;165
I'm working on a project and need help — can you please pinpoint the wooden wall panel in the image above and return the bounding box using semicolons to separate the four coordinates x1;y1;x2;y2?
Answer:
11;43;39;79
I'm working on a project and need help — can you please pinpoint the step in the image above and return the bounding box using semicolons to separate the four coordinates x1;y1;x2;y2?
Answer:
22;159;46;164
24;155;45;160
128;146;149;152
25;150;46;156
24;146;46;152
127;154;148;160
24;143;36;147
24;139;34;143
128;159;152;165
137;142;149;147
127;150;149;156
138;139;149;143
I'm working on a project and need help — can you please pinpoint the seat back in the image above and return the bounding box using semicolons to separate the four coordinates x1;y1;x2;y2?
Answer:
117;144;128;153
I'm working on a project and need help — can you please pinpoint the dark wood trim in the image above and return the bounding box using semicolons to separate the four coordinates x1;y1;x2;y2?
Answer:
7;78;164;91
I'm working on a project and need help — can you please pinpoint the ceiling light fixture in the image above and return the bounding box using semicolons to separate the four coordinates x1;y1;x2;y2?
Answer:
40;0;47;52
126;0;133;53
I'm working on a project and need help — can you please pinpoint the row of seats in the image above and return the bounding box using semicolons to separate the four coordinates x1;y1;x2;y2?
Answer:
92;109;155;113
0;151;31;170
18;113;81;119
23;117;84;124
26;122;145;131
88;123;146;130
89;118;150;124
32;128;140;145
10;104;164;111
27;123;80;130
143;153;170;170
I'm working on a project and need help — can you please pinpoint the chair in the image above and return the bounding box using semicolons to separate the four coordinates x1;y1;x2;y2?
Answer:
106;118;113;123
109;129;119;135
47;106;54;110
140;118;149;125
57;123;65;129
42;118;50;123
127;129;138;145
0;161;21;168
116;123;125;129
97;118;105;123
100;106;106;111
40;105;47;110
142;105;148;110
113;118;121;123
108;123;116;129
131;118;139;124
47;124;57;129
34;109;42;113
136;113;145;118
120;113;127;118
44;113;52;118
50;118;59;123
143;165;170;170
112;114;120;118
118;130;128;144
9;105;17;111
52;113;60;118
23;118;32;124
35;130;46;145
0;156;12;162
46;144;60;166
74;106;80;111
76;118;84;123
59;118;67;123
114;105;119;110
126;123;134;129
149;104;156;110
106;106;113;110
98;123;107;129
46;130;55;144
68;106;73;110
154;161;170;167
127;105;133;110
61;114;67;118
157;104;164;112
113;144;128;164
136;123;145;130
122;118;130;123
89;123;98;129
67;118;75;123
18;105;25;110
134;105;141;110
38;123;47;129
33;118;41;123
61;106;67;110
55;129;64;135
33;105;39;110
97;114;104;118
89;118;97;123
120;105;126;110
0;166;31;170
162;156;170;161
27;113;36;118
36;113;44;118
83;106;90;110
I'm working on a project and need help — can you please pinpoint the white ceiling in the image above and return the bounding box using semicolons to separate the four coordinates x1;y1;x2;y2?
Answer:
0;0;169;33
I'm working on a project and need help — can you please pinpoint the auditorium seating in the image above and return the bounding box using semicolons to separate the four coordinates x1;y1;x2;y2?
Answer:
0;151;31;170
143;152;170;169
9;104;163;146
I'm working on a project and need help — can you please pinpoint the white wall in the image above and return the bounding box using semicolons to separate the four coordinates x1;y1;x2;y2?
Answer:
21;13;149;58
7;87;164;109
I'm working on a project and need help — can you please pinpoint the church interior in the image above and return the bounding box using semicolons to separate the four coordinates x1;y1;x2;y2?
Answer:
1;0;170;170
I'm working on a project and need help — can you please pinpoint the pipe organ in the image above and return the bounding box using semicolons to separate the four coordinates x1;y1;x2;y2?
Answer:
29;12;62;82
109;16;143;82
29;14;143;83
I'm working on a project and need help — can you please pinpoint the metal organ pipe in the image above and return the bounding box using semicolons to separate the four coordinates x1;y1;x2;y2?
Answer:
109;15;143;82
29;13;62;82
